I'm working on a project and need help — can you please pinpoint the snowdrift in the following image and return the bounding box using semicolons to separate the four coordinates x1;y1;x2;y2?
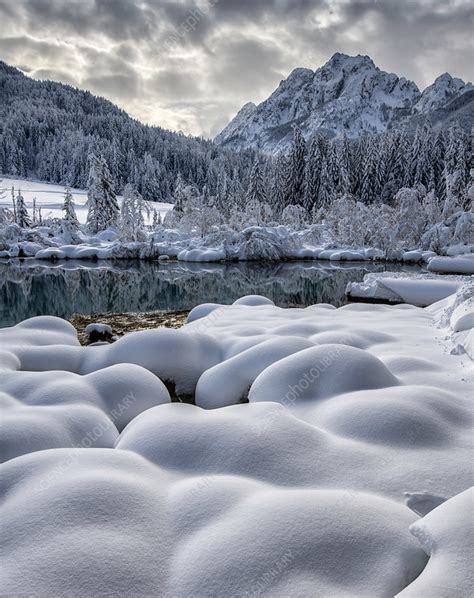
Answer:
0;287;473;595
346;271;471;306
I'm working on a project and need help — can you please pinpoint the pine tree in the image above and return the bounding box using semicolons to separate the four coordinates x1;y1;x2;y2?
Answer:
284;125;306;207
316;158;333;215
414;125;434;189
173;173;187;213
360;137;384;204
215;168;229;216
303;135;323;214
86;154;119;233
62;186;79;230
246;159;267;205
337;134;352;195
152;209;162;228
271;155;287;217
119;183;146;241
16;190;31;228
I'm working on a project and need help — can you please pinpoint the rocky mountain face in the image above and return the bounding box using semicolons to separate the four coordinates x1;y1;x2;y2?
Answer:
215;53;473;153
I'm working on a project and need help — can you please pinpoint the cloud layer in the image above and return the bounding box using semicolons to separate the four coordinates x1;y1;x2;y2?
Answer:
0;0;472;137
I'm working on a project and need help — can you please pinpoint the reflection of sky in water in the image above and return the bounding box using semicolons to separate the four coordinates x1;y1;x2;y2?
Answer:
0;259;425;327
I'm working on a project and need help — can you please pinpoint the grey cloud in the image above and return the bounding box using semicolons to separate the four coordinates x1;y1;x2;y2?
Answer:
149;70;202;100
83;73;142;100
0;0;472;137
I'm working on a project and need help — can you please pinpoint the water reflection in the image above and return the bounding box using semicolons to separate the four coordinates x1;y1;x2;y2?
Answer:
0;259;425;327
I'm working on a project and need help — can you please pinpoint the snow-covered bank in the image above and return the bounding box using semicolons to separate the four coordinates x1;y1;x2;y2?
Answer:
346;271;472;306
0;288;472;595
1;219;473;274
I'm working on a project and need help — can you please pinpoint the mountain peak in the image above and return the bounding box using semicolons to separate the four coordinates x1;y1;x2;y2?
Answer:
216;53;420;152
215;53;470;153
326;52;375;70
414;72;472;114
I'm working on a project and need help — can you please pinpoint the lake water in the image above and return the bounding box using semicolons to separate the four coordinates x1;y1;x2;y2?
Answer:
0;259;425;328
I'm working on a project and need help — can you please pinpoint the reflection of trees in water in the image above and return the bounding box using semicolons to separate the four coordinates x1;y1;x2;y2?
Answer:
0;259;422;327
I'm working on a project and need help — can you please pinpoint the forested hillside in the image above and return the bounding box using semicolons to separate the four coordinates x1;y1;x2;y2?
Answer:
0;61;255;202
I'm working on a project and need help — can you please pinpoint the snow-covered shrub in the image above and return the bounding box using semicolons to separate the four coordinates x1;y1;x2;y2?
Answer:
0;207;13;225
393;187;425;250
119;184;148;242
280;205;308;230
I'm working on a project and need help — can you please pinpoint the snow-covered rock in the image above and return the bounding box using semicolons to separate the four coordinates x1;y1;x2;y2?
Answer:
346;271;469;306
427;254;474;274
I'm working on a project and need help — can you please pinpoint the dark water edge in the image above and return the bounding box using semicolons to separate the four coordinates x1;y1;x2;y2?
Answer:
0;258;426;328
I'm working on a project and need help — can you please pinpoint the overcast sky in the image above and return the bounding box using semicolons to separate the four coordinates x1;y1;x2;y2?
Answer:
0;0;472;138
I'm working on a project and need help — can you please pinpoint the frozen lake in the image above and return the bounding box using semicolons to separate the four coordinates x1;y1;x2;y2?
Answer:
0;259;427;328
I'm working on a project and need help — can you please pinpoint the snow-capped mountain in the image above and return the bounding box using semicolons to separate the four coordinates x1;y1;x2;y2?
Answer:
215;53;472;153
413;73;472;113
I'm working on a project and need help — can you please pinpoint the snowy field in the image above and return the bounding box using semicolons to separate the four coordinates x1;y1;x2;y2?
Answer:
0;176;173;224
0;285;473;595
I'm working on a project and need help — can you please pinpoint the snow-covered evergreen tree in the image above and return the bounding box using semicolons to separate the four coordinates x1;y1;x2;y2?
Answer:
173;173;187;213
303;135;323;214
270;155;287;217
152;209;162;228
246;159;267;205
15;190;31;228
393;187;425;249
284;125;306;207
119;184;147;241
62;186;79;230
86;154;119;233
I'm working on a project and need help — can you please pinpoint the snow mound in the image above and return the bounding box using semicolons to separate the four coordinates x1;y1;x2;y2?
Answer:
100;329;223;396
84;323;113;335
0;447;427;597
346;271;466;306
249;344;399;406
427;254;474;274
398;488;474;597
187;302;222;323
233;294;275;306
313;386;469;447
195;337;314;408
0;403;117;462
178;248;226;262
1;291;472;594
428;283;474;355
172;487;426;598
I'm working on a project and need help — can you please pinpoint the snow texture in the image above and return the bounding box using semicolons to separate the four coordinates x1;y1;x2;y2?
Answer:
346;271;471;306
0;290;473;595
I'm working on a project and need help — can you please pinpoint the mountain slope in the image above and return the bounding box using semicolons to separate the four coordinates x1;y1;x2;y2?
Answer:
215;53;473;153
0;61;254;201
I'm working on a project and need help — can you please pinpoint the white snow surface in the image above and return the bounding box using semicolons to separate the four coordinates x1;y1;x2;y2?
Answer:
346;271;472;306
0;291;473;595
398;487;474;597
427;254;474;275
0;176;173;224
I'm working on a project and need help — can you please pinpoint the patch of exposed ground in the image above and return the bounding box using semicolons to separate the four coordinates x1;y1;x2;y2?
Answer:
70;310;189;345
